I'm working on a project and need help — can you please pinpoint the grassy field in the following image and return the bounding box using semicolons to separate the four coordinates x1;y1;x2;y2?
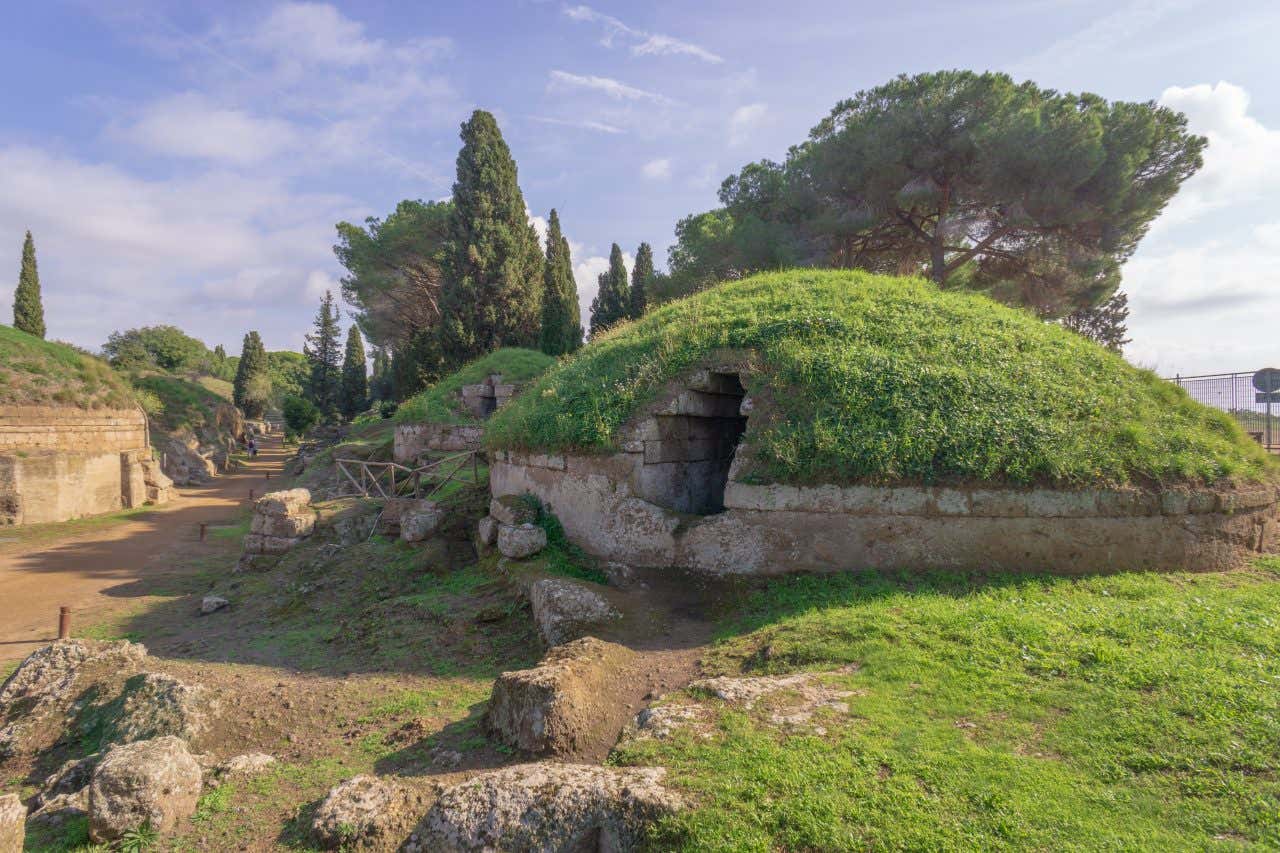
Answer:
395;347;555;426
614;558;1280;850
487;271;1273;487
0;324;136;409
130;371;234;435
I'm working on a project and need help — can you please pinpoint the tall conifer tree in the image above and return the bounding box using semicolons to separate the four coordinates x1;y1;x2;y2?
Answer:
233;331;270;419
305;291;342;419
538;209;582;355
438;110;543;367
13;231;45;338
629;242;653;320
339;325;368;420
588;243;629;337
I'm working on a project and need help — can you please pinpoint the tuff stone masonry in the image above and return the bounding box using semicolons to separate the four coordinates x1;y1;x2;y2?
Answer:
394;373;525;463
0;406;171;525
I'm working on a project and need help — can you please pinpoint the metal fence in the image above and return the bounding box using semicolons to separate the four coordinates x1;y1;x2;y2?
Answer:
1168;369;1279;452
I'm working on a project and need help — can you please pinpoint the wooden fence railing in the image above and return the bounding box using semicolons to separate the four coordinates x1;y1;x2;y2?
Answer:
333;450;481;500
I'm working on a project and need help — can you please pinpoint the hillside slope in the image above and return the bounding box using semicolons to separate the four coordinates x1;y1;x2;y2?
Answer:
0;324;136;410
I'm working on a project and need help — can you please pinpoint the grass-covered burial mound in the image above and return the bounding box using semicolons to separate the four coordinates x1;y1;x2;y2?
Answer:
487;271;1271;488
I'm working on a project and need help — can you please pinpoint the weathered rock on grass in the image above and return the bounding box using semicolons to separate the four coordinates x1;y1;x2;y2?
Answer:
490;495;538;526
410;762;681;852
0;793;24;853
240;488;316;568
401;502;444;542
487;637;639;757
312;774;438;850
0;640;147;759
497;522;547;559
207;753;276;788
476;515;499;549
200;594;229;614
88;736;203;843
106;672;219;747
529;578;620;646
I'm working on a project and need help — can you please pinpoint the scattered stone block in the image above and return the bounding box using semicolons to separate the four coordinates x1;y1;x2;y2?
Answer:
200;595;229;615
487;637;639;756
529;578;620;647
401;503;444;543
312;774;437;850
409;762;681;853
106;672;218;746
497;523;547;559
88;736;203;843
255;488;312;516
241;489;315;564
476;515;499;548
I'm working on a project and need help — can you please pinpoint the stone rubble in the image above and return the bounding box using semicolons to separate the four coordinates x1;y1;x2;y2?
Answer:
200;594;229;615
528;578;620;647
408;762;682;853
487;637;638;756
107;672;219;746
497;522;547;559
311;774;438;850
88;736;203;843
400;502;444;543
0;793;23;853
207;753;276;788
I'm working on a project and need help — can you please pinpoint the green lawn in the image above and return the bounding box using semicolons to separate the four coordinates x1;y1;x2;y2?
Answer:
615;559;1280;850
487;270;1273;487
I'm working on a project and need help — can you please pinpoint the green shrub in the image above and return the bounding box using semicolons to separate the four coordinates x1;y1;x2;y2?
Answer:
486;270;1273;487
283;395;320;436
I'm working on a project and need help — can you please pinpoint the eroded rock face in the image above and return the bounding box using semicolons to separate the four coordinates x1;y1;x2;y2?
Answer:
410;762;681;853
312;774;436;850
529;578;620;647
107;672;219;747
497;523;547;559
490;495;538;527
0;793;24;853
88;736;203;843
200;594;229;615
487;637;638;757
476;516;499;549
0;640;147;759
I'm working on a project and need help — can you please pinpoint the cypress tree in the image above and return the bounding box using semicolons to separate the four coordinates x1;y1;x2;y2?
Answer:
369;347;392;401
538;209;583;355
339;325;368;420
629;242;653;320
13;231;46;338
233;331;270;419
588;243;629;337
305;291;342;419
438;110;543;367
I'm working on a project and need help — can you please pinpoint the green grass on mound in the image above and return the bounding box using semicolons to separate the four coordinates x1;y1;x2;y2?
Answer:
614;559;1280;850
0;324;136;409
486;271;1271;487
131;372;232;435
396;347;555;426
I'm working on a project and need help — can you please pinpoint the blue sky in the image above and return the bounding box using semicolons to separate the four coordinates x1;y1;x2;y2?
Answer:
1;0;1277;374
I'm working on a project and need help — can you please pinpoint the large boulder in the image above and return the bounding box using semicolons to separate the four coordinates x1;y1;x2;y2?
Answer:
256;488;312;516
497;523;547;559
241;489;316;565
529;578;620;647
311;774;436;850
409;763;681;852
0;640;147;759
88;736;203;843
401;503;444;543
487;637;639;757
0;793;23;853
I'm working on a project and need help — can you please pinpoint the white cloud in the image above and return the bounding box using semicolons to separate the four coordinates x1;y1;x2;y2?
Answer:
642;158;672;180
728;102;767;147
1155;82;1280;226
114;92;298;165
530;115;623;134
562;5;722;63
548;70;672;105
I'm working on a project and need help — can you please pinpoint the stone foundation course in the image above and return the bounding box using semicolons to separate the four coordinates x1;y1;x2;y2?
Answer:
491;450;1280;575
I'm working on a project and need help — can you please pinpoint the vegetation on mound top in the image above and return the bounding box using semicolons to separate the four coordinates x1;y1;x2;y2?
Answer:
614;560;1280;849
131;371;236;436
0;324;136;409
486;271;1272;487
395;347;556;426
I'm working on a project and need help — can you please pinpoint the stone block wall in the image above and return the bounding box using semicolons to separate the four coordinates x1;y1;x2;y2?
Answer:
0;406;167;525
394;423;485;463
489;448;1280;576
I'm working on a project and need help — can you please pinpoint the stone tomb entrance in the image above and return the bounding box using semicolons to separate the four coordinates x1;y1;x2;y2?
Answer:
633;371;747;515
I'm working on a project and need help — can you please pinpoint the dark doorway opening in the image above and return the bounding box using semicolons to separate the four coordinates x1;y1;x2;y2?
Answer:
638;371;747;515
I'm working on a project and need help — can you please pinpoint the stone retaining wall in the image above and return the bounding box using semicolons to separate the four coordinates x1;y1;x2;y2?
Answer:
0;406;168;525
490;449;1280;575
393;422;485;462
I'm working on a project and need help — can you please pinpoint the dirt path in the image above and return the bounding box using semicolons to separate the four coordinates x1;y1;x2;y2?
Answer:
0;435;288;664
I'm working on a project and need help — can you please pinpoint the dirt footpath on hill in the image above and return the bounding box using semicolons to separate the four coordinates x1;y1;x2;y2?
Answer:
0;436;287;664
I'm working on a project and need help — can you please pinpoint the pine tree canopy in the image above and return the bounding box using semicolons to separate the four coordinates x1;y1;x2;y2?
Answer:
305;291;342;419
538;209;583;355
233;331;271;419
589;243;630;337
437;109;543;367
1061;291;1131;353
630;242;653;320
13;231;46;339
666;70;1207;316
339;324;369;420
